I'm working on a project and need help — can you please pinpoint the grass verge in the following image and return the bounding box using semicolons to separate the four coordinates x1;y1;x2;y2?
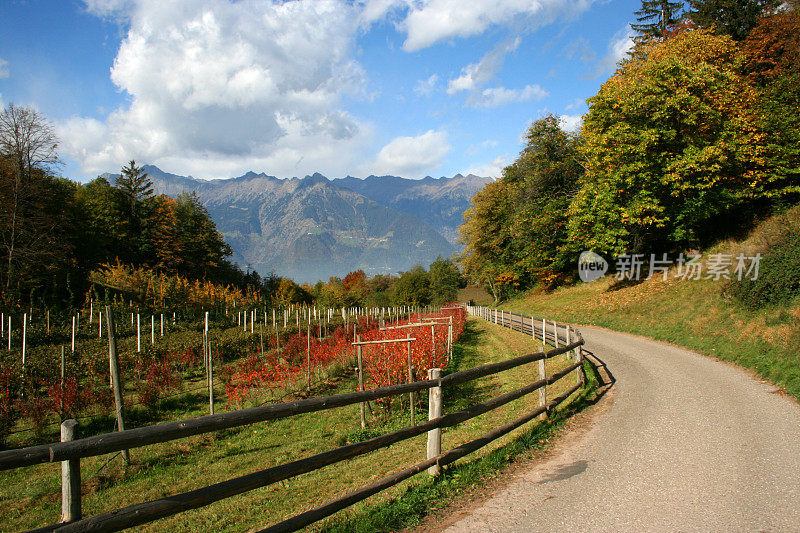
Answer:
314;331;600;532
503;273;800;402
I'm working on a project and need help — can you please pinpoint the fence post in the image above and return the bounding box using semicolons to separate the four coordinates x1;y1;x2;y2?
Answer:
538;354;547;420
208;339;214;415
427;367;442;475
566;326;572;360
356;335;365;429
575;330;585;386
60;419;81;523
553;320;559;348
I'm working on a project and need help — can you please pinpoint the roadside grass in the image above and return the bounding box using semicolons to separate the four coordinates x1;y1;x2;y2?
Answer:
318;352;601;532
0;317;587;532
504;273;800;402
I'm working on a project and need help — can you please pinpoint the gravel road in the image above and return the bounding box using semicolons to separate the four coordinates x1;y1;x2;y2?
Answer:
439;326;800;532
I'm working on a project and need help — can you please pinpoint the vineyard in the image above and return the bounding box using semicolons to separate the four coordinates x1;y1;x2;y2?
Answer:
0;300;465;449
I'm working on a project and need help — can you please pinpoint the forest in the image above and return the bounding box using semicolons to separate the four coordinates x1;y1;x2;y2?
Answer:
459;0;800;302
0;105;463;314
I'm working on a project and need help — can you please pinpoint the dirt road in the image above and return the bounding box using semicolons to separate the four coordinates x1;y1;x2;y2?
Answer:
440;327;800;532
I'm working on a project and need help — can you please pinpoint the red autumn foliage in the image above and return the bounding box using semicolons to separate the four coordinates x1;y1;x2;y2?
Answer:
46;377;94;420
223;306;467;408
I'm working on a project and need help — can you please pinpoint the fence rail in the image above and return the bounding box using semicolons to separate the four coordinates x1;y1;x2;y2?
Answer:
7;306;588;533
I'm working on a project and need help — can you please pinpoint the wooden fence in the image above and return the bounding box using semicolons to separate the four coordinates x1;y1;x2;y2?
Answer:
1;307;587;532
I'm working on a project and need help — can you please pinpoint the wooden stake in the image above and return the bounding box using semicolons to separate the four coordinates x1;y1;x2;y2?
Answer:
22;313;27;366
104;306;129;465
60;419;81;523
407;333;414;425
356;335;365;429
306;320;311;390
427;368;442;475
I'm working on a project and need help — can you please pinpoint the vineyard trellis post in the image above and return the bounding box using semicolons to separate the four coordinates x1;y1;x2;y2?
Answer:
406;332;414;425
22;313;26;366
356;334;365;429
306;320;311;390
105;305;129;465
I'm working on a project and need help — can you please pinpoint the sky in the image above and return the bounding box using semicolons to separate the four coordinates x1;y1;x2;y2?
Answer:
0;0;638;181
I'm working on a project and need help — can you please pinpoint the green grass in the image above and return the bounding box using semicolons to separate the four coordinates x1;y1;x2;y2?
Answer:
0;317;589;532
318;360;600;533
502;273;800;402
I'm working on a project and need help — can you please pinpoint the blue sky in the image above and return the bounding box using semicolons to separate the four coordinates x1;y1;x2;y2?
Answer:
0;0;638;181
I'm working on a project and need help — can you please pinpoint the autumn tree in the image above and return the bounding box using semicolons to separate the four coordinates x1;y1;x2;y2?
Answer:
173;192;231;280
342;269;369;306
428;257;461;305
150;195;185;273
568;30;776;257
391;265;431;306
459;179;515;303
742;10;800;200
0;105;64;294
459;115;583;296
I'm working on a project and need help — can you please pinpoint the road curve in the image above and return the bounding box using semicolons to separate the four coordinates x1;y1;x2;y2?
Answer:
439;326;800;532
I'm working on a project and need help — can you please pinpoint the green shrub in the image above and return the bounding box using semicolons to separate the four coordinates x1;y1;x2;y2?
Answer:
729;232;800;308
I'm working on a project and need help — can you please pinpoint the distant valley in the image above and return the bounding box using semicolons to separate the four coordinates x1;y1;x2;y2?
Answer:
102;166;491;282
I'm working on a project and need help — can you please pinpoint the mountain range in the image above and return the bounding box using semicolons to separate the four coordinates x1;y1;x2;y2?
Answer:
103;165;492;282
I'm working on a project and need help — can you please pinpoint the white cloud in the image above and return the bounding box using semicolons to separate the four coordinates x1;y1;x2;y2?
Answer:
359;0;406;25
0;58;8;79
469;84;548;107
64;0;369;178
595;24;634;75
481;139;499;148
414;74;439;96
368;129;451;177
565;97;584;111
401;0;595;51
559;114;583;132
466;155;509;179
83;0;135;18
447;38;519;94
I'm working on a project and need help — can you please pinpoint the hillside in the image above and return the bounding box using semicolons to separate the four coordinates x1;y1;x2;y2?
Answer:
103;166;482;282
500;207;800;402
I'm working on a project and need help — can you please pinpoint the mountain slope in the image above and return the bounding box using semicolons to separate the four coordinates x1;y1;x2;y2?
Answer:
334;173;492;244
133;166;457;282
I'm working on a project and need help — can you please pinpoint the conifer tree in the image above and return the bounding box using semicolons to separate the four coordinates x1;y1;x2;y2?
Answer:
632;0;685;41
687;0;778;41
115;160;153;215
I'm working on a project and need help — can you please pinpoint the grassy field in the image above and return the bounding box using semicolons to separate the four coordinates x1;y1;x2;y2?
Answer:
502;266;800;402
0;317;590;532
